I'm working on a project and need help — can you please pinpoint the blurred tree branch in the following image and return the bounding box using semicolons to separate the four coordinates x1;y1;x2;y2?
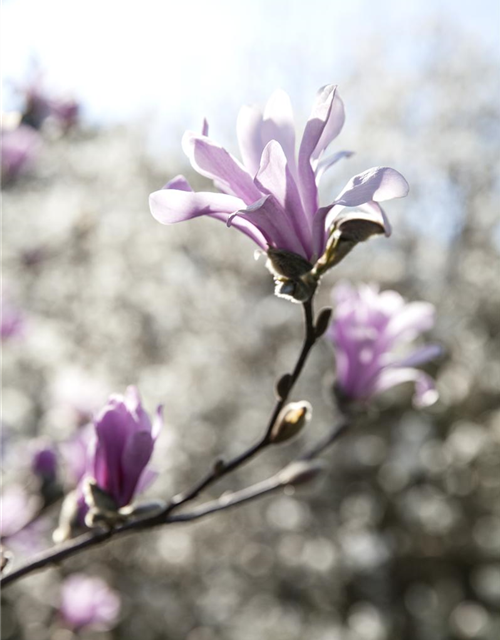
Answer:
1;298;347;588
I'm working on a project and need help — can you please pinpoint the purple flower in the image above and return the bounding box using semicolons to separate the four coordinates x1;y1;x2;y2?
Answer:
327;283;441;408
81;386;162;509
60;574;120;631
150;85;408;270
61;424;94;487
1;124;40;183
0;486;38;538
21;79;80;130
31;442;58;482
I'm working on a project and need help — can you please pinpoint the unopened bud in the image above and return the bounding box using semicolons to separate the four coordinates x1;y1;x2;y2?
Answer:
270;401;312;444
53;490;81;543
314;307;333;338
278;460;326;486
83;478;119;515
266;248;313;279
275;373;293;400
274;276;317;303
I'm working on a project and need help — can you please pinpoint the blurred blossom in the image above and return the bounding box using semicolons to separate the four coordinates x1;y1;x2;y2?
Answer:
0;486;38;538
61;424;93;486
81;386;163;509
1;122;40;182
1;293;26;341
150;85;408;280
59;573;120;631
31;441;58;482
21;78;79;130
327;283;441;408
46;96;79;129
51;368;108;424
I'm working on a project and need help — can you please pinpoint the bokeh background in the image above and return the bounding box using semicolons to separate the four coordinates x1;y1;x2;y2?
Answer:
2;0;500;639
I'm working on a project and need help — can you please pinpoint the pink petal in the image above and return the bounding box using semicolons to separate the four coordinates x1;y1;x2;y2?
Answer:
162;175;193;192
390;344;442;369
229;195;308;258
311;203;335;259
315;149;354;182
182;132;261;203
373;368;439;408
262;89;297;176
237;104;264;177
150;188;267;249
124;386;152;434
254;140;311;258
386;302;436;343
93;405;130;498
149;189;245;224
334;167;409;207
135;468;158;495
297;84;338;216
120;431;154;506
311;90;345;161
151;405;163;440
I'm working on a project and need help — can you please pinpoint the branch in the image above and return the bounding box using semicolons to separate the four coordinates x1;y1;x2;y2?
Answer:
1;297;333;587
163;298;318;513
0;420;349;587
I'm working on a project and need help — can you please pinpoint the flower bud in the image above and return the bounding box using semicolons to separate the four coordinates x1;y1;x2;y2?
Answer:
274;274;317;303
266;248;313;279
275;373;293;400
314;307;333;338
53;491;81;543
270;401;312;444
83;478;119;518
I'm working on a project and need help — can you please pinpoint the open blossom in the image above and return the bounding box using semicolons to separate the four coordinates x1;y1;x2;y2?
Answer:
60;574;120;631
150;85;408;273
81;386;162;509
327;283;441;408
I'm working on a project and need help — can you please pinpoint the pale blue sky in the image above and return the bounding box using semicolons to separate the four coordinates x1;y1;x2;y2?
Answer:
2;0;499;141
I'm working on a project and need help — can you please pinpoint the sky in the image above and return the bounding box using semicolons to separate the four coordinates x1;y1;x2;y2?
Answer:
3;0;499;127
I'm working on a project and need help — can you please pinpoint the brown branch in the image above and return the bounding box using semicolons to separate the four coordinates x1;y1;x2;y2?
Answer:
1;298;337;588
163;298;317;513
1;420;349;587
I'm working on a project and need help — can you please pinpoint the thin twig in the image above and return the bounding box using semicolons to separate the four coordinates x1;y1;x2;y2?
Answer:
1;420;349;587
1;297;331;588
164;298;317;513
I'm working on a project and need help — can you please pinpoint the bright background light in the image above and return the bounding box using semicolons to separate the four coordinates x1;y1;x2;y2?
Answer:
3;0;499;136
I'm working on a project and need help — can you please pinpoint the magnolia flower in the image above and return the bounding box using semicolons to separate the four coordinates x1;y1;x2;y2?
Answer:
21;79;79;130
1;293;26;340
0;486;38;539
1;124;40;183
61;424;94;487
327;283;441;408
81;386;162;510
150;85;408;288
31;441;58;482
60;574;120;631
